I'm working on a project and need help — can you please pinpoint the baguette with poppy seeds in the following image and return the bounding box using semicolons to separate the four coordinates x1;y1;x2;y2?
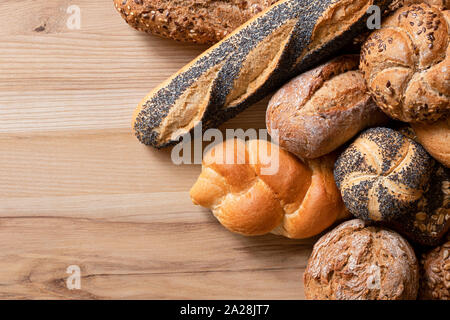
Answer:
132;0;393;148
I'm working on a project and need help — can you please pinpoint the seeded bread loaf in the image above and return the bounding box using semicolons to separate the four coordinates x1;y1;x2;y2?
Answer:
113;0;279;44
304;219;419;300
266;55;388;160
360;3;450;123
190;139;349;239
334;127;450;246
389;0;449;10
419;239;450;299
132;0;393;148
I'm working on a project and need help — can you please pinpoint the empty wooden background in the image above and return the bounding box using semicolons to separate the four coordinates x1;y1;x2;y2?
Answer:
0;0;317;299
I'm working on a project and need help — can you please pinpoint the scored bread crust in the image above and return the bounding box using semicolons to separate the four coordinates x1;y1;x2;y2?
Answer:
132;0;394;148
360;3;450;123
266;55;388;160
189;139;349;239
304;219;419;300
113;0;279;44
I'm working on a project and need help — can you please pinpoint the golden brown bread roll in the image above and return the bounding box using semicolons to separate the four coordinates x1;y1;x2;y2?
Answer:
334;127;450;246
360;3;449;123
304;219;419;300
412;117;450;167
113;0;279;44
190;139;349;239
266;55;388;159
389;0;449;10
419;239;450;299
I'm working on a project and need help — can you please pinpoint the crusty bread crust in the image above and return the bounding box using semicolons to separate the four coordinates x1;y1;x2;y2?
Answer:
419;239;450;299
190;139;349;239
412;117;450;168
360;3;450;123
266;55;388;159
304;219;419;300
389;0;449;10
133;0;394;148
113;0;279;44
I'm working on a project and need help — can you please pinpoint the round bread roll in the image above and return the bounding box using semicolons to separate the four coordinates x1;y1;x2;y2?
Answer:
412;116;450;167
334;127;449;246
266;55;388;159
360;3;449;123
419;239;450;299
389;0;449;11
334;127;433;222
304;219;419;300
190;139;349;239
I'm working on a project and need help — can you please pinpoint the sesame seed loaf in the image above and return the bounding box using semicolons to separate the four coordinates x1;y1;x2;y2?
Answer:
304;219;419;300
113;0;279;44
334;127;450;246
132;0;394;148
360;3;450;123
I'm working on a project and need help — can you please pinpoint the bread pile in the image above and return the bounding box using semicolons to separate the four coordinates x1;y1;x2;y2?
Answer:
122;0;449;300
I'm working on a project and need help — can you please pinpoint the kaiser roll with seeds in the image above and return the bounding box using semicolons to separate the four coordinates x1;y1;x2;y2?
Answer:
113;0;279;44
304;219;419;300
419;239;450;299
389;0;449;11
266;55;388;160
360;3;449;123
334;127;450;246
190;139;349;239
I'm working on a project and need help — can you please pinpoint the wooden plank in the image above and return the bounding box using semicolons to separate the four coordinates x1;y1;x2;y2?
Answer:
0;0;310;299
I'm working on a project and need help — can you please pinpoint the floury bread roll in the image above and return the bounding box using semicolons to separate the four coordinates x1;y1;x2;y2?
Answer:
266;55;388;159
304;219;419;300
334;127;450;245
190;139;349;239
133;0;394;148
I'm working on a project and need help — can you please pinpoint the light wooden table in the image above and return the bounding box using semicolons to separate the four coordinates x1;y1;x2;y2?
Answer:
0;0;315;299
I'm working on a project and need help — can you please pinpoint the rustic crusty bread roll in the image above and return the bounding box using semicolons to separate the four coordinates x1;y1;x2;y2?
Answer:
132;0;393;148
360;3;449;123
334;127;450;245
304;219;419;300
389;0;449;10
190;139;349;239
266;55;388;159
412;117;450;167
113;0;279;44
419;239;450;299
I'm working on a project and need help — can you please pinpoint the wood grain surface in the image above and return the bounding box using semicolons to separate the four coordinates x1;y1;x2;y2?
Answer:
0;0;317;299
